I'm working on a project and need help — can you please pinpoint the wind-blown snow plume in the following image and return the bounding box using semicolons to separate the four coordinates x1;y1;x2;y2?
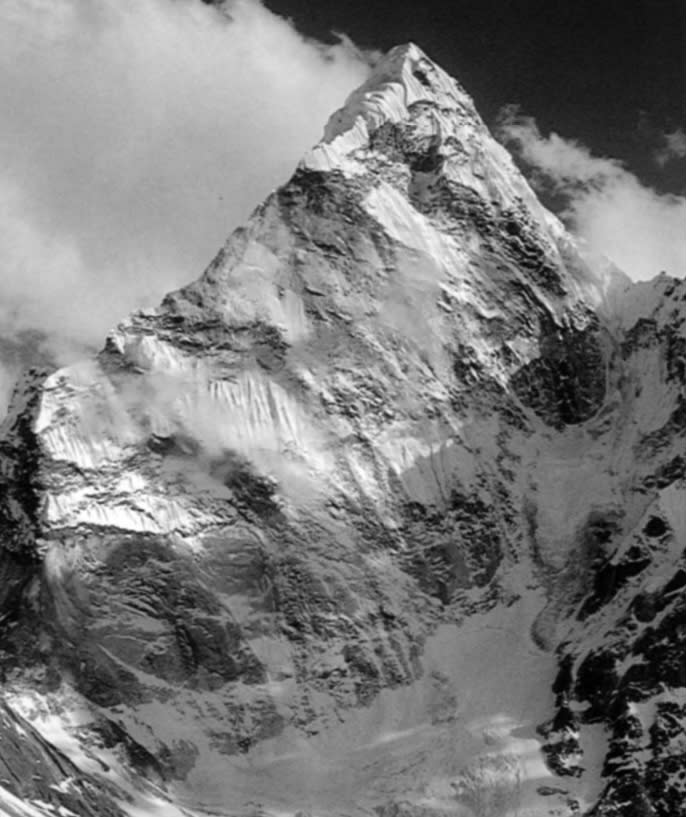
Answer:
0;0;371;413
497;107;686;282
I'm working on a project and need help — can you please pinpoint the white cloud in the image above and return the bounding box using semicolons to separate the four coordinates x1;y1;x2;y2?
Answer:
0;0;370;413
497;107;686;282
655;127;686;167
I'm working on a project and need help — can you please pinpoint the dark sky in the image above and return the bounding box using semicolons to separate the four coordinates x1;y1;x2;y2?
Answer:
265;0;686;194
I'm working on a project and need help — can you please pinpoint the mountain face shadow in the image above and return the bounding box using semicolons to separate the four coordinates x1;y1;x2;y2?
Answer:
509;315;607;428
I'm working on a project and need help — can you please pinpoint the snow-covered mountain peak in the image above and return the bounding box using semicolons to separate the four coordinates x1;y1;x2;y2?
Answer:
0;44;684;817
302;41;482;175
320;41;470;139
299;41;608;305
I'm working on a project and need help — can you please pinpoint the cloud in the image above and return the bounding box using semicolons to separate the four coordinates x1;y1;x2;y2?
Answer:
0;0;370;414
497;106;686;282
654;127;686;167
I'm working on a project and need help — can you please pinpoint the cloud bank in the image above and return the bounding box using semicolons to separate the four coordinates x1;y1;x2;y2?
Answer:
0;0;370;411
497;107;686;282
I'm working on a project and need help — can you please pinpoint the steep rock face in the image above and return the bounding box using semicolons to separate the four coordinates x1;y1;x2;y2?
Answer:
0;44;683;817
539;276;686;816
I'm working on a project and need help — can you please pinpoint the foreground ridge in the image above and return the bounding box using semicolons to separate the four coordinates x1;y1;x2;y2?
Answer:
0;43;684;817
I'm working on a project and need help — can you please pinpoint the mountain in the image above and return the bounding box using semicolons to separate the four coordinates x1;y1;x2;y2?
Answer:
0;43;684;817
